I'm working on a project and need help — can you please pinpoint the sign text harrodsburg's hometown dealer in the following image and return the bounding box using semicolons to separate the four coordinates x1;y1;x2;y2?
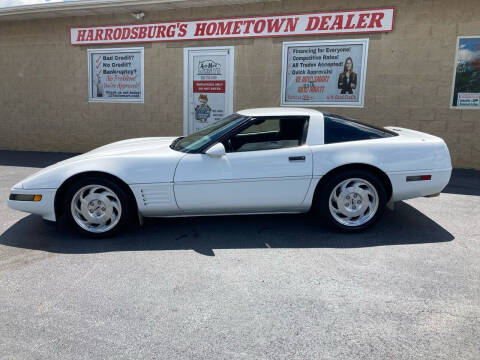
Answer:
70;8;395;45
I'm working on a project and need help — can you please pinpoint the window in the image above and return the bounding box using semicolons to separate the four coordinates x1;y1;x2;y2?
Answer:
171;113;247;153
224;116;308;153
324;114;396;144
238;118;280;135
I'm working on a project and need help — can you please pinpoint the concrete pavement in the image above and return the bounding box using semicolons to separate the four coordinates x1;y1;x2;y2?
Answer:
0;150;479;359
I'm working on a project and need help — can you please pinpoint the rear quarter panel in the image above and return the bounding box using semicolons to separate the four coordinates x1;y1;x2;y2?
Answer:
311;132;452;201
312;136;450;175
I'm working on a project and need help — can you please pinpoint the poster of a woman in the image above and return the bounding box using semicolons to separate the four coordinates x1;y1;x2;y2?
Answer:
337;57;357;94
282;39;368;107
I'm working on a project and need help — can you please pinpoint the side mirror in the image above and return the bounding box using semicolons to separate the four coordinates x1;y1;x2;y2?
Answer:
205;143;226;157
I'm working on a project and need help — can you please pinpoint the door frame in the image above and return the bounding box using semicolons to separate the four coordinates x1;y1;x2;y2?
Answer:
183;46;235;136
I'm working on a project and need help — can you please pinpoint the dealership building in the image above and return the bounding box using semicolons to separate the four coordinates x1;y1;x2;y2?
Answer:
0;0;479;169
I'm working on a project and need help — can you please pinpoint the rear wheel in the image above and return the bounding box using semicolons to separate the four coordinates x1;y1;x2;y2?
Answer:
64;177;134;237
314;170;387;232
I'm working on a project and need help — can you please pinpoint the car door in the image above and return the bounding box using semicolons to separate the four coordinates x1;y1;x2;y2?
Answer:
173;116;313;214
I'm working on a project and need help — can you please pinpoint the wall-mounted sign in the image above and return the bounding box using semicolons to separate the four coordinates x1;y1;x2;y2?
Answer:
184;47;234;135
281;39;369;107
87;47;144;103
451;36;480;109
71;8;394;45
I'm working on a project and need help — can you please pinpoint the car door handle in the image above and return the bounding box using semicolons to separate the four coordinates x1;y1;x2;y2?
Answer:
289;156;306;162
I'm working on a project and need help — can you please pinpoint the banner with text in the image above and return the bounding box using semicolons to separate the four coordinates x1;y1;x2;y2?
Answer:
71;8;394;45
451;36;480;109
281;39;369;107
191;55;228;132
88;47;144;103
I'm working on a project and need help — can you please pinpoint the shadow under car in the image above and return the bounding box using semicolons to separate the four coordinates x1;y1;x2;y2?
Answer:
0;201;454;256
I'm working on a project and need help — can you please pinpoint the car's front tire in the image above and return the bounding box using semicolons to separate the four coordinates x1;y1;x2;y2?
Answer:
314;169;387;232
64;176;134;237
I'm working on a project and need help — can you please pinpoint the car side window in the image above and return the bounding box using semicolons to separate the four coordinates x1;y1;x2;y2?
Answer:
224;117;308;153
238;118;280;135
324;116;392;144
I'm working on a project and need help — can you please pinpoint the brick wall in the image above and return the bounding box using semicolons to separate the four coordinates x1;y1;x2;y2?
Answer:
0;0;479;169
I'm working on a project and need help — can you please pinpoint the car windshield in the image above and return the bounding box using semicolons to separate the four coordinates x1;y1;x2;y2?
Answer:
171;113;247;153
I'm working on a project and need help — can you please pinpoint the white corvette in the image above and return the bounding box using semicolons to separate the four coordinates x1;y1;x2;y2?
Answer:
8;108;452;236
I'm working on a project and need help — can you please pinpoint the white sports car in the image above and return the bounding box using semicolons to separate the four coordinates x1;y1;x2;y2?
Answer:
8;108;452;236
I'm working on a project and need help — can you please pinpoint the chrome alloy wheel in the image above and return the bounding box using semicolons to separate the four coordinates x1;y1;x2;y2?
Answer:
328;178;379;227
70;184;122;233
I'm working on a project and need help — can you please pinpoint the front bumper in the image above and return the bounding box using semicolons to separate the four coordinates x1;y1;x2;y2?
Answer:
7;188;57;221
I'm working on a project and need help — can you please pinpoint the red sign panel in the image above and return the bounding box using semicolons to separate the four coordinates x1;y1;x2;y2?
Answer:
193;80;226;93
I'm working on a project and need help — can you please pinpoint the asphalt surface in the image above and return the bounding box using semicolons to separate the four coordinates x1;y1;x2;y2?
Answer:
0;150;479;360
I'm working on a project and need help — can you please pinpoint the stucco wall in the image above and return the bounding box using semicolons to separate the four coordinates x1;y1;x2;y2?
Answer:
0;0;479;169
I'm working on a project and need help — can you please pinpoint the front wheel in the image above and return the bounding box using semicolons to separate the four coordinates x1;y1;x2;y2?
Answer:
314;170;387;232
64;177;134;237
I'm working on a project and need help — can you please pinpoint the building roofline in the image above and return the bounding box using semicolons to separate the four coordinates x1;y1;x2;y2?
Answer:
0;0;266;20
0;0;189;16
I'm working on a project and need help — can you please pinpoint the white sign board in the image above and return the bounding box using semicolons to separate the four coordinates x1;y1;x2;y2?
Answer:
457;93;480;107
184;47;234;134
281;39;369;107
88;47;144;103
71;8;394;45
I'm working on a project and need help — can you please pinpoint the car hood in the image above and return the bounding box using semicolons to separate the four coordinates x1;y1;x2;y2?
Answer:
85;137;178;157
17;137;184;189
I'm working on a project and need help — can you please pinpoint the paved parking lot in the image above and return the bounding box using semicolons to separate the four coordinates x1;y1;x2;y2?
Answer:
0;151;479;360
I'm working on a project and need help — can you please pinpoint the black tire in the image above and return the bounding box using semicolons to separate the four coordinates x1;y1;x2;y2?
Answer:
63;176;136;238
313;169;387;232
